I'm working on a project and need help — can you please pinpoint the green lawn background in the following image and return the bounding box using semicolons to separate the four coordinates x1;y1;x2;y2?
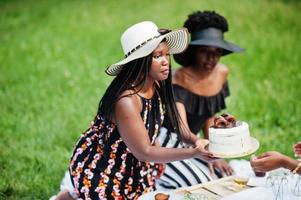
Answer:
1;0;300;199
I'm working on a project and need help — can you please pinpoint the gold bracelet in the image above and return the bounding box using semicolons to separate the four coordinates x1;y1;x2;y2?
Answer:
292;162;301;174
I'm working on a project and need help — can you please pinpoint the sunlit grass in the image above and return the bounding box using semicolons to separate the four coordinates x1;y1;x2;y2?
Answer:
1;0;301;199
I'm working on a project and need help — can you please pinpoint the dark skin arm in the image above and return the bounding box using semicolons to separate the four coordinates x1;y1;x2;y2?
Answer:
202;116;215;139
114;94;213;163
176;102;233;176
175;102;203;145
251;151;301;175
293;142;301;157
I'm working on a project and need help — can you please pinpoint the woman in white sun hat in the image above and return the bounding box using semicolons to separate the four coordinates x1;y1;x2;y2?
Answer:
52;21;214;200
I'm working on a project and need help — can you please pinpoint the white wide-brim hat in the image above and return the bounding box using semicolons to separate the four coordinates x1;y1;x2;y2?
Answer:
106;21;189;76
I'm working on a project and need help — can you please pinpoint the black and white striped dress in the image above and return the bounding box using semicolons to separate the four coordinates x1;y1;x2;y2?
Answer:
156;83;230;190
156;127;213;190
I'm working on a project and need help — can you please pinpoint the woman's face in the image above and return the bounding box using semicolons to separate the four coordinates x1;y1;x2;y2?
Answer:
194;46;223;70
149;42;170;81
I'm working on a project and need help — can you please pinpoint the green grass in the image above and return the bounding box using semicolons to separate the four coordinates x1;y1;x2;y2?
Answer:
1;0;301;199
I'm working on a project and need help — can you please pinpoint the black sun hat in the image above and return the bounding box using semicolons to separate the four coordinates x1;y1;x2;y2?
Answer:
174;27;244;66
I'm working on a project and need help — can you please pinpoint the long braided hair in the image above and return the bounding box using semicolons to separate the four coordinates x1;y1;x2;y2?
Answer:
98;47;184;139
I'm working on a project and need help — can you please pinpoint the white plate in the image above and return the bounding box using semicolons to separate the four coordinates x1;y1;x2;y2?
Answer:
138;191;184;200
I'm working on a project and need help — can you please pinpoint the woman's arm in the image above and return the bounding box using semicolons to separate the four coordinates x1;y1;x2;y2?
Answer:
114;95;212;163
251;151;301;175
175;102;203;146
202;116;215;139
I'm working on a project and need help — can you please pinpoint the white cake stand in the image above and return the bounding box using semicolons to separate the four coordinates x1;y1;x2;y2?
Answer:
207;137;260;159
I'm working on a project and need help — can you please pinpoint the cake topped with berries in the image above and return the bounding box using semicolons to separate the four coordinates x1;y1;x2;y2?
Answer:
208;113;259;158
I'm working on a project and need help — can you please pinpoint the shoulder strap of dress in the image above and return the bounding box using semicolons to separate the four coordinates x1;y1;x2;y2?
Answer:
135;93;146;113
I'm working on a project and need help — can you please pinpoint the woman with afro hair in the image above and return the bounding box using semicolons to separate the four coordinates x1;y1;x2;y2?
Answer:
156;10;244;190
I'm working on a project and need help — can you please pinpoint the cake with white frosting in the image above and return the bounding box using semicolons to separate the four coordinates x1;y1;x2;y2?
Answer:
208;113;253;156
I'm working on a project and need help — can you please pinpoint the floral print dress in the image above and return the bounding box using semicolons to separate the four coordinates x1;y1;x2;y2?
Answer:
69;92;164;200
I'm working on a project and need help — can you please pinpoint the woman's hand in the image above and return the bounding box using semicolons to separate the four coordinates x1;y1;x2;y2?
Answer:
250;151;288;172
208;159;233;177
194;138;209;149
293;142;301;157
193;139;216;162
194;138;232;175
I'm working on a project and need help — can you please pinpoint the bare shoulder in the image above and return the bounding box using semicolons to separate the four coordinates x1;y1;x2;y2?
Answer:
172;67;185;84
217;63;229;75
216;63;229;80
115;91;141;114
